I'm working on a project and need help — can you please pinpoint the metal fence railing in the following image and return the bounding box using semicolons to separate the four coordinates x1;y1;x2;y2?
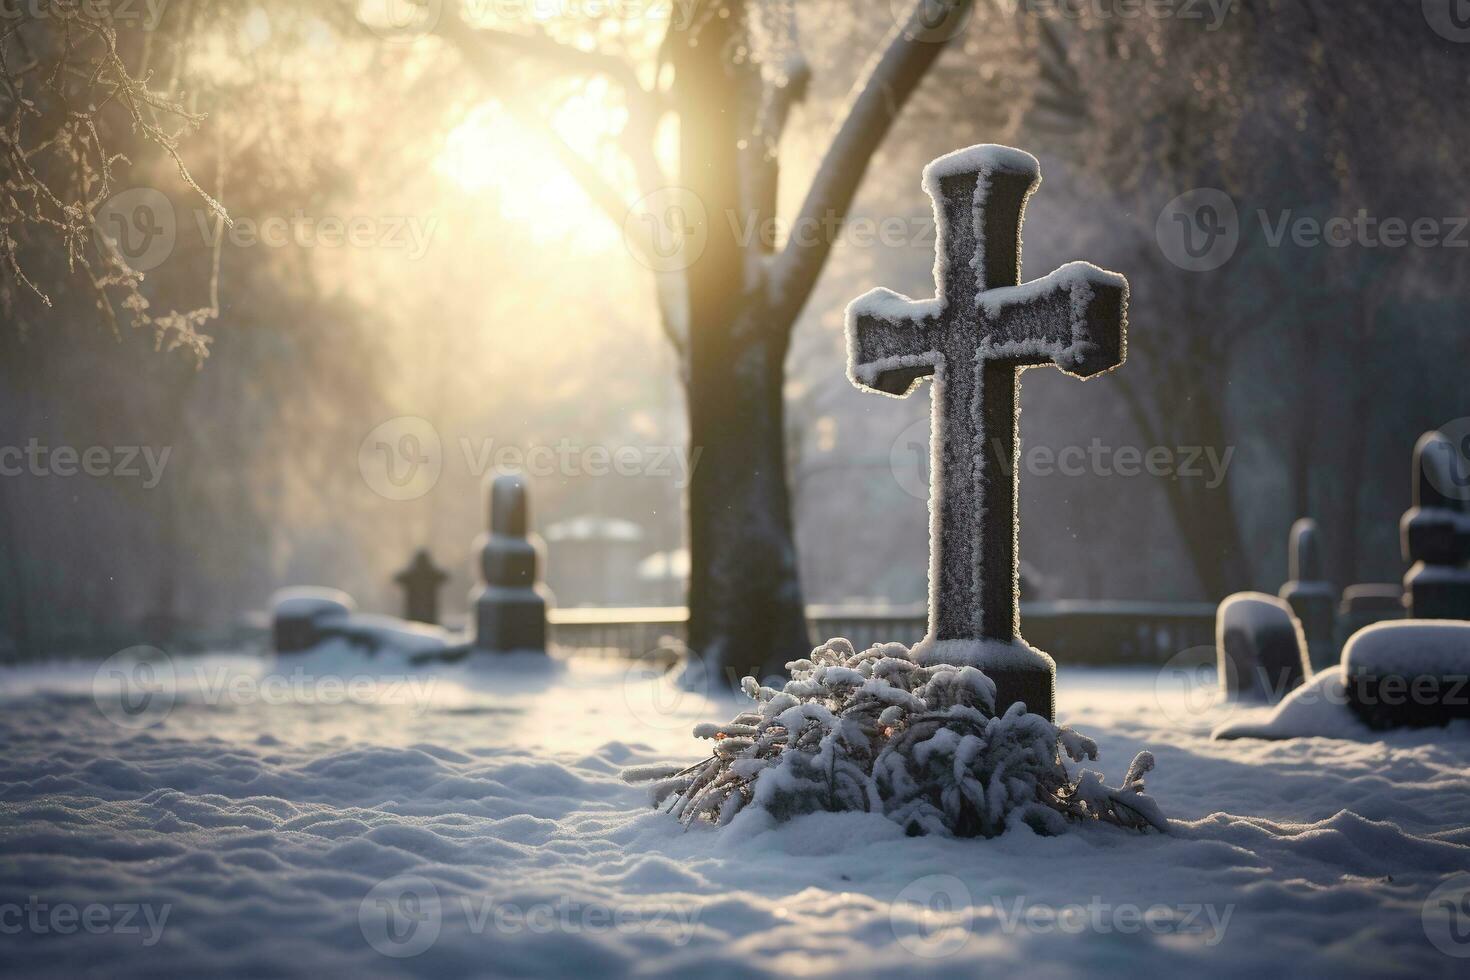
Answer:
549;600;1217;666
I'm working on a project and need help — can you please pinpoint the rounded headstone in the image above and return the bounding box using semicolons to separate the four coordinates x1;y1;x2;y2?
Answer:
1343;620;1470;730
271;587;355;653
1216;592;1311;703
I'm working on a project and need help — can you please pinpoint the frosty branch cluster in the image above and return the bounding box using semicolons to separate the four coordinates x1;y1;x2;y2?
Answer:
626;638;1167;838
0;4;226;361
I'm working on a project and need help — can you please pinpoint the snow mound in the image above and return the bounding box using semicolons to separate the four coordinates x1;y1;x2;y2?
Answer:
1343;620;1470;678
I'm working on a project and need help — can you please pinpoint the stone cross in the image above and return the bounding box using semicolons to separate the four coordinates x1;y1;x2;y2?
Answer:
845;145;1128;721
472;474;551;654
394;548;448;626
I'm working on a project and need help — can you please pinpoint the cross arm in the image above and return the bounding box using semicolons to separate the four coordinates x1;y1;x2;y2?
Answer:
845;289;943;397
977;262;1129;379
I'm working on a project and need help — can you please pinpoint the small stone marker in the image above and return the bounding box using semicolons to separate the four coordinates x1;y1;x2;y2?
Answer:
394;548;449;625
271;586;355;654
1278;518;1338;672
845;145;1128;721
472;474;551;654
1402;430;1470;621
1215;592;1311;703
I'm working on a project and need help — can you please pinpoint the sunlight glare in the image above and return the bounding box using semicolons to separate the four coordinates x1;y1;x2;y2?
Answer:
436;96;623;251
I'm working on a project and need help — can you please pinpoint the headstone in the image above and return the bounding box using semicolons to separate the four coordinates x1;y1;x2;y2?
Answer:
844;145;1128;722
1337;583;1405;644
472;474;552;654
271;586;355;653
1215;592;1311;703
1278;518;1338;672
1401;430;1470;620
1343;620;1470;730
394;548;449;625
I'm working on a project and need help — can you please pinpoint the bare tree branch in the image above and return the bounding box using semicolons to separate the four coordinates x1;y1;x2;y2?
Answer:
767;0;975;325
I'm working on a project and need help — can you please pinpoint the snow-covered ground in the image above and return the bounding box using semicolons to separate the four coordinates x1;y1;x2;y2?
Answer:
3;649;1469;977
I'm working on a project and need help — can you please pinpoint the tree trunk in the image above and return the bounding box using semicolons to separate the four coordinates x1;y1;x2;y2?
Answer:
676;1;810;684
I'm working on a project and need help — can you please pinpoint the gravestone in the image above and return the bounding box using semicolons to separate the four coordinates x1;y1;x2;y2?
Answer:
394;548;449;625
472;474;551;654
272;586;355;653
1215;592;1311;703
1337;583;1405;644
1401;430;1470;620
1278;518;1338;672
844;144;1128;721
1343;620;1470;730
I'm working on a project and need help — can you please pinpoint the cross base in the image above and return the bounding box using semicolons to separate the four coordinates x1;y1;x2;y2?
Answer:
910;636;1057;722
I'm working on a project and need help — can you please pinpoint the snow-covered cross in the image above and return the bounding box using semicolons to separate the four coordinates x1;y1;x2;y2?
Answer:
845;145;1128;721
